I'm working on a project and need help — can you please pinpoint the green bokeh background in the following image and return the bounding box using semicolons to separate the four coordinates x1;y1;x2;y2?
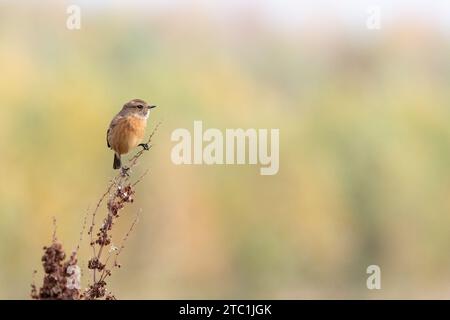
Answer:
1;1;450;299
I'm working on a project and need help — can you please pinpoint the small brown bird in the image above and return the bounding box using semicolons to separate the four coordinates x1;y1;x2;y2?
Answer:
107;99;156;169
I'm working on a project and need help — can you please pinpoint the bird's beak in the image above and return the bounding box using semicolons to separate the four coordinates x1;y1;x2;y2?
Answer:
148;105;157;109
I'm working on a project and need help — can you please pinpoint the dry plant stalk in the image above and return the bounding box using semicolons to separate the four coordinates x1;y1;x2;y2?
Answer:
31;122;161;300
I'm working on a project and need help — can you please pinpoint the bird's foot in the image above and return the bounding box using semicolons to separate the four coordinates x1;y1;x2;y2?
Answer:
139;143;151;151
121;166;130;177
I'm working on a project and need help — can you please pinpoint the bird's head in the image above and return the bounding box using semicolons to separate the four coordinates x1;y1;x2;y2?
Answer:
122;99;156;119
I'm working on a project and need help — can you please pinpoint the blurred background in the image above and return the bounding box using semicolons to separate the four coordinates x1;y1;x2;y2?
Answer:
1;0;450;299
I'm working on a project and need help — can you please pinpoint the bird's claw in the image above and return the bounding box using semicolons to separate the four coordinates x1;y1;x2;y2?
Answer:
139;143;151;151
121;166;130;177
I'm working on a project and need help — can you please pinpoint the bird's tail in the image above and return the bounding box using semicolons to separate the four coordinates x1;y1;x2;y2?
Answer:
113;153;121;170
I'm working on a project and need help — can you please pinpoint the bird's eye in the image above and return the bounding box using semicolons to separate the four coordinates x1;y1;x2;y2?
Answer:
137;105;143;109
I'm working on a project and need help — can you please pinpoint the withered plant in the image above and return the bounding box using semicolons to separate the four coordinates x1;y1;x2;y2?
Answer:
32;123;161;300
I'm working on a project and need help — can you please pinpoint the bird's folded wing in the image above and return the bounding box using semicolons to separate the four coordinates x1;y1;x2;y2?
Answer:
107;115;124;148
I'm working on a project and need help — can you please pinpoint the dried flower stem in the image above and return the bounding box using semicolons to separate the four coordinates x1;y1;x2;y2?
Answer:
84;123;161;299
75;206;90;255
32;122;161;300
99;211;140;283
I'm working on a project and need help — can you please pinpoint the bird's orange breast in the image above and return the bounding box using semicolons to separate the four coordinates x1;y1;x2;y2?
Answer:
109;116;147;155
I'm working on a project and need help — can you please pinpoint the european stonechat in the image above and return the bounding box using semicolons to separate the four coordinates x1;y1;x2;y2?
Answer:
107;99;156;169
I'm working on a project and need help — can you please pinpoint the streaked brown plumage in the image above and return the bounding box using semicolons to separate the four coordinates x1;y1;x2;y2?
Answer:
107;99;156;169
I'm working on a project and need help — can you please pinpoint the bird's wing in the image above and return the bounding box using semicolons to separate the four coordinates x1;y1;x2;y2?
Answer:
107;115;123;148
107;128;111;148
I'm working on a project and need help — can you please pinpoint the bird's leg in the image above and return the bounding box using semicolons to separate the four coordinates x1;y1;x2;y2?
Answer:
138;143;151;151
121;166;130;177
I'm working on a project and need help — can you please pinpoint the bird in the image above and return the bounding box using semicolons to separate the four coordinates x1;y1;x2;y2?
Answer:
107;99;156;170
